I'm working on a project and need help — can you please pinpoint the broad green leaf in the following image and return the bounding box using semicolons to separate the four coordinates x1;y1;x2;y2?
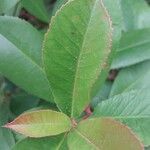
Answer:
0;0;19;14
4;110;72;137
68;118;143;150
0;16;43;65
43;0;113;117
93;90;150;145
21;0;49;23
12;134;68;150
0;16;53;102
111;28;150;69
110;60;150;96
121;0;150;31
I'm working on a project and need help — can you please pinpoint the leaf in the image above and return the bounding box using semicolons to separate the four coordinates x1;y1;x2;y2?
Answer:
93;90;150;145
0;0;19;14
110;60;150;96
0;128;15;150
103;0;123;43
43;0;113;117
102;0;124;74
121;0;150;31
0;16;43;65
0;97;15;150
111;28;150;69
4;110;72;137
91;81;112;109
67;118;143;150
12;134;68;150
0;75;4;87
4;2;22;16
21;0;49;23
0;99;11;126
145;146;150;150
10;92;40;116
0;16;53;102
52;0;68;16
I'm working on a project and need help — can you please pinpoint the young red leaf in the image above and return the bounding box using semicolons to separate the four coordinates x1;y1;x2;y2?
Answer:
4;110;72;138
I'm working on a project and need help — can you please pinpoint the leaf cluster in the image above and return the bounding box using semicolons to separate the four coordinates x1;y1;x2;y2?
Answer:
0;0;150;149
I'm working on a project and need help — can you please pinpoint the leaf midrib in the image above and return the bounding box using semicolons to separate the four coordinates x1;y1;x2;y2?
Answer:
75;129;100;150
71;0;99;117
56;134;67;150
0;34;42;71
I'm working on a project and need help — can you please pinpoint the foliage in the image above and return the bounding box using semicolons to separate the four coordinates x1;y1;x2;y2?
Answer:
0;0;150;149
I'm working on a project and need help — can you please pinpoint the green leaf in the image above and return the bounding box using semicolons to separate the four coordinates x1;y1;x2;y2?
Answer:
0;97;15;150
0;16;43;65
21;0;49;23
102;0;124;72
145;146;150;150
0;16;53;102
91;81;112;109
110;60;150;96
68;118;143;150
121;0;150;31
111;28;150;69
103;0;123;43
0;128;15;150
0;0;19;14
10;92;40;116
0;75;3;88
52;0;68;16
12;134;68;150
93;90;150;145
43;0;113;117
4;110;72;137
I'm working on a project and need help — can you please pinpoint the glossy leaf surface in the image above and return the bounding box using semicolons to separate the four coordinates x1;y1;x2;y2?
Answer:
111;28;150;69
0;16;53;102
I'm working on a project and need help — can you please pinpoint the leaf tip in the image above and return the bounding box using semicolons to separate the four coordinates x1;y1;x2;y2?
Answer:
2;123;11;129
